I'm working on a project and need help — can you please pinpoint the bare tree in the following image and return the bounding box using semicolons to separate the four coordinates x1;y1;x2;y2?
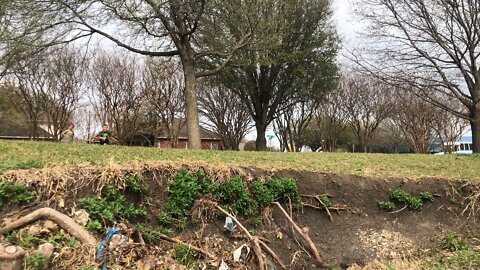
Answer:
198;80;252;150
4;48;83;140
357;0;480;152
143;58;185;148
89;53;144;145
2;0;254;149
314;87;349;152
274;101;316;152
343;74;394;152
43;47;85;140
390;89;439;153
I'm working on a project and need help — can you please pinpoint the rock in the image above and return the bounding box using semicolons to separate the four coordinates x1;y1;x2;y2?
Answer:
108;234;128;251
73;209;90;226
0;245;25;270
37;243;54;257
43;220;58;231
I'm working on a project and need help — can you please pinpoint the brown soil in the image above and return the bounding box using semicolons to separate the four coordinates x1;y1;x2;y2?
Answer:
1;164;478;269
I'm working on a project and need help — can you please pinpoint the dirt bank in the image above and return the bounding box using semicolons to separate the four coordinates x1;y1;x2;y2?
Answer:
0;164;478;269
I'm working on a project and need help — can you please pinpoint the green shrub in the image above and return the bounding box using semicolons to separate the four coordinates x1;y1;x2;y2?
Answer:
175;244;195;268
125;174;148;194
0;179;35;209
317;194;331;208
26;252;50;270
158;169;202;228
79;185;148;227
216;176;256;216
407;196;423;212
378;201;395;211
390;189;411;203
419;191;434;202
442;233;468;252
381;189;433;212
3;229;36;248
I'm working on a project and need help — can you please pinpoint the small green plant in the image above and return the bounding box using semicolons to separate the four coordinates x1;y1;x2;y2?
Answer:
40;230;77;248
79;266;96;270
251;178;301;209
378;201;395;211
216;176;256;216
135;224;173;243
3;229;36;248
158;169;203;228
422;250;480;269
390;189;411;203
125;174;148;194
380;189;433;212
175;244;195;268
419;191;434;202
26;252;50;270
318;194;331;208
407;196;423;212
442;233;468;252
85;220;102;232
79;184;148;227
0;179;35;209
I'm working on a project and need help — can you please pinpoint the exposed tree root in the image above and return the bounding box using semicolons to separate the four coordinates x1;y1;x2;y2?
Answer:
258;240;287;269
389;205;408;214
215;205;267;270
273;201;323;265
1;208;97;249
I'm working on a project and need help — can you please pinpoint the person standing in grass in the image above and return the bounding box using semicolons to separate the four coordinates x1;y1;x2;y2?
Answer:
97;123;112;145
60;123;75;143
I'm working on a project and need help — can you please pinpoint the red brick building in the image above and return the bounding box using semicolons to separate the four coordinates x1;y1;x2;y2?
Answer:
156;125;222;150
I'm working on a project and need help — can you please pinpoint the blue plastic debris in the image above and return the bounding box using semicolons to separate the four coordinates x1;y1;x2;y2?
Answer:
96;227;121;270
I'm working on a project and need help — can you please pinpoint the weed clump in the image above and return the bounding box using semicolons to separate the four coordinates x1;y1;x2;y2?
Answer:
79;174;149;231
159;168;301;230
0;178;35;209
378;189;433;212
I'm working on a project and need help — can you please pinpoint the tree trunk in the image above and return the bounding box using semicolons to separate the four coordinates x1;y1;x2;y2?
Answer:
471;115;480;153
255;122;268;151
180;56;202;150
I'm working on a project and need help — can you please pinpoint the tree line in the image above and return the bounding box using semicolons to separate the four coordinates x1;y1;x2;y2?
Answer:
0;0;478;152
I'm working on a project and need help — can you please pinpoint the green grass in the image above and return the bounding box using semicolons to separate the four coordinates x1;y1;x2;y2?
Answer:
0;140;479;180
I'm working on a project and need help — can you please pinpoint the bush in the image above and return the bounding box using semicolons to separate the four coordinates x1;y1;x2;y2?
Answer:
0;179;35;209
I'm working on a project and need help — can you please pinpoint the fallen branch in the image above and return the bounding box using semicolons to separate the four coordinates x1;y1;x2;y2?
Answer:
317;199;333;223
301;194;333;198
273;202;322;265
2;208;96;248
301;203;346;221
216;206;266;270
258;240;287;270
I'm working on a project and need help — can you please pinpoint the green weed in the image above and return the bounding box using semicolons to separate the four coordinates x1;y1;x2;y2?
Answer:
79;184;148;227
175;244;195;268
423;250;480;269
3;229;36;248
216;176;256;216
378;201;395;211
379;189;432;212
0;179;35;209
442;233;468;252
26;252;50;270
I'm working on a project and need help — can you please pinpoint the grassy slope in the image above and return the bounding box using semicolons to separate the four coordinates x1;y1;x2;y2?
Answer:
1;140;479;180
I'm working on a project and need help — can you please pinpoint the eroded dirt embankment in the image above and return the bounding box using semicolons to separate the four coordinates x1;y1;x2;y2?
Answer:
1;163;479;269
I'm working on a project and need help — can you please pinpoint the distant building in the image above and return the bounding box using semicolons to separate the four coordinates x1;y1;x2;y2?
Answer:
0;119;54;141
156;125;222;150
